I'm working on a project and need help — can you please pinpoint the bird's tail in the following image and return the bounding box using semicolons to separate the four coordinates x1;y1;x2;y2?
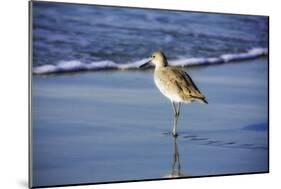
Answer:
201;98;208;104
196;97;208;104
190;95;208;104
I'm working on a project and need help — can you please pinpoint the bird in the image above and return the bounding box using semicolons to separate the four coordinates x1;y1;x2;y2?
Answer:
140;51;207;136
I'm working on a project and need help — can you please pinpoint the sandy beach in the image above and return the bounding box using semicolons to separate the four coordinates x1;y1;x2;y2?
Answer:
31;58;268;187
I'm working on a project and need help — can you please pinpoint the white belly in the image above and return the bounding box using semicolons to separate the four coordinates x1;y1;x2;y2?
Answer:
154;75;183;102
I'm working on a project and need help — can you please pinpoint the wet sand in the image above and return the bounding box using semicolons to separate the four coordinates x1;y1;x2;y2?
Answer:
31;58;268;187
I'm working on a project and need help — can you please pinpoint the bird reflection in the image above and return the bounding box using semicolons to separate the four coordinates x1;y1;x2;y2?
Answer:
164;135;185;178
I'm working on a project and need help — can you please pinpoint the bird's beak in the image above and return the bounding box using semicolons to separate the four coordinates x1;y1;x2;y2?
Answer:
139;59;151;68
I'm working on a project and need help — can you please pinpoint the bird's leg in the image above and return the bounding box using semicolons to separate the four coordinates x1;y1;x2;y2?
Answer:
177;102;181;117
171;101;179;136
172;101;177;117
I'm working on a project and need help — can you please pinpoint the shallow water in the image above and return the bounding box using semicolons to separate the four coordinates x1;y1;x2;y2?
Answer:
32;58;268;187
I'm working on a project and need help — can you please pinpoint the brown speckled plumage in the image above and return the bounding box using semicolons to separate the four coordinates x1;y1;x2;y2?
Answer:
151;51;207;104
154;66;207;103
140;50;207;136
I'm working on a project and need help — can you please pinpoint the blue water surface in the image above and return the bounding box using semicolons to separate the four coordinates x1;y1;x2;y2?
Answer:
32;2;268;66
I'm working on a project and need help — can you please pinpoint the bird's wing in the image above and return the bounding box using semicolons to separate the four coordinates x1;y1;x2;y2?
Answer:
167;67;206;100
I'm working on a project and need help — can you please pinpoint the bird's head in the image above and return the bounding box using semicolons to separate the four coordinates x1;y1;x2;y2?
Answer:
140;51;168;68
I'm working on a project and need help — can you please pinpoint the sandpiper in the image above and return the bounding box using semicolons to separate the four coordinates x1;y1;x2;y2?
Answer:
140;51;207;136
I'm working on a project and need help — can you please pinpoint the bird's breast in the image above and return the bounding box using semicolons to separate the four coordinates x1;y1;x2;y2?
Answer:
153;71;183;102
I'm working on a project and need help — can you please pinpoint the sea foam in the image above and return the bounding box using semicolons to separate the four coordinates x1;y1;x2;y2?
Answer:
33;47;268;75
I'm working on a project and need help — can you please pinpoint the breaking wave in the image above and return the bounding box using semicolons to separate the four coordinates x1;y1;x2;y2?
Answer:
33;47;268;75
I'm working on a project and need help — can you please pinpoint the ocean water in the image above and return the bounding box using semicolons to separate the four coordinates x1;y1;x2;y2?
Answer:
31;1;269;188
32;58;268;187
32;2;268;74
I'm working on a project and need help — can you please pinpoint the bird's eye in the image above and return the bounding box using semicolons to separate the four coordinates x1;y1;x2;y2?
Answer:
152;56;155;58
